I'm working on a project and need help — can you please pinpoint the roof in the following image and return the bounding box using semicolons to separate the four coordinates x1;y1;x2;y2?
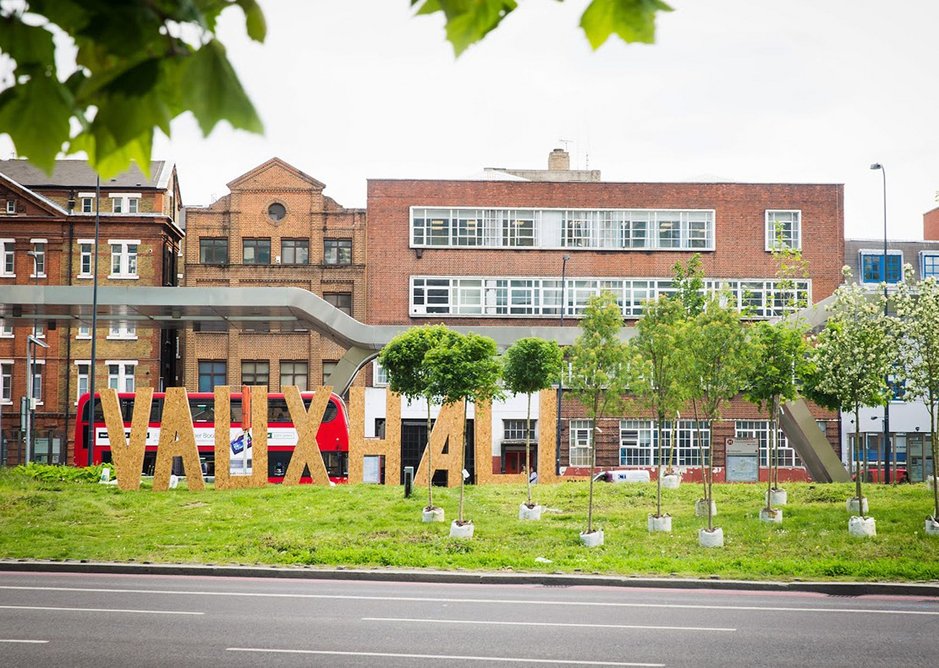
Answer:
0;159;172;189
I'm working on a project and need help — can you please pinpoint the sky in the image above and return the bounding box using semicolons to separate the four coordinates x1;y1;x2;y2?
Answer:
15;1;939;240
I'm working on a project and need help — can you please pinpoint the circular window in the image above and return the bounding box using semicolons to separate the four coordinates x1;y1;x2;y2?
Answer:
267;202;286;222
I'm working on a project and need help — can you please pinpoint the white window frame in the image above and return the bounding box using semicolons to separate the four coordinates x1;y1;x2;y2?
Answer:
619;419;710;467
76;323;92;339
79;194;95;214
0;238;14;277
5;199;15;214
106;360;137;392
75;360;90;404
765;210;802;251
735;420;804;468
32;322;44;339
109;239;139;279
110;193;141;214
569;419;593;467
107;321;137;340
0;319;12;338
30;358;45;405
859;249;903;285
0;359;12;404
29;238;46;278
372;360;389;387
77;239;94;278
920;251;939;279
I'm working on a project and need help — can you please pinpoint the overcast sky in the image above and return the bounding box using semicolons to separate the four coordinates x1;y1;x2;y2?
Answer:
150;1;937;240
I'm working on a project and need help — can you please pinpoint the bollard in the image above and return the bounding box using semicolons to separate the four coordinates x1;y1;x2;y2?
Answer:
404;466;414;498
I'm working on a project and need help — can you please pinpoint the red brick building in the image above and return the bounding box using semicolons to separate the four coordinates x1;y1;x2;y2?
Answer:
0;159;183;465
366;150;844;478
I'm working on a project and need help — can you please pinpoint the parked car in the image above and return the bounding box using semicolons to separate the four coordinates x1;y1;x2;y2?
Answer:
593;469;651;483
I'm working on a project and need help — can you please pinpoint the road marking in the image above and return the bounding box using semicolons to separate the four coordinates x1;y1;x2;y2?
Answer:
1;585;936;616
0;639;49;644
362;616;735;632
0;604;203;616
226;647;663;666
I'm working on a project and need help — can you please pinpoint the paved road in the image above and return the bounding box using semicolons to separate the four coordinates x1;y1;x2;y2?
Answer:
1;571;937;667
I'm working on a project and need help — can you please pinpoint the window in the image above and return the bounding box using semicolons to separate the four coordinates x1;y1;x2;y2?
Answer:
323;360;337;384
267;202;286;222
410;207;715;251
107;321;137;340
921;252;939;279
372;360;388;387
860;250;902;284
0;361;11;403
75;362;90;403
29;360;44;404
107;361;136;392
503;419;536;441
5;199;15;214
736;420;803;468
766;210;802;250
81;197;94;213
281;239;309;265
0;319;12;337
111;194;140;213
78;240;94;277
280;361;308;391
76;324;91;339
109;240;139;278
243;238;271;265
569;420;593;466
324;292;352;315
241;360;270;387
199;238;228;264
324;239;352;265
1;239;14;276
619;420;710;467
33;322;44;339
198;361;226;392
30;240;46;277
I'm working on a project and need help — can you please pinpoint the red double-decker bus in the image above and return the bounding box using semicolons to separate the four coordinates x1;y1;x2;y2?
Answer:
73;391;350;483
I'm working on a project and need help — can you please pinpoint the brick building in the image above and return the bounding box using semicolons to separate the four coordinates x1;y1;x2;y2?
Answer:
365;149;844;479
181;158;366;399
0;159;183;465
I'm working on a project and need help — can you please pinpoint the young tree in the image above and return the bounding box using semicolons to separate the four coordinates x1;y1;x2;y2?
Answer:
502;338;564;507
425;332;502;524
807;270;895;515
745;320;808;514
631;295;685;519
678;295;752;532
378;324;457;514
567;291;634;536
895;269;939;522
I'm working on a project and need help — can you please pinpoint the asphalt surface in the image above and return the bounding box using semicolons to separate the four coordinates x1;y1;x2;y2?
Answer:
1;569;937;667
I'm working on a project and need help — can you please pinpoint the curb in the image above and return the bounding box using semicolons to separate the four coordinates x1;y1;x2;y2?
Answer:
2;560;938;597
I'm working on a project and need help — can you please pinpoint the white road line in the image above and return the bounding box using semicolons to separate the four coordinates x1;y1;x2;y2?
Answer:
0;639;49;644
362;616;735;632
1;585;936;616
0;605;203;616
226;647;664;666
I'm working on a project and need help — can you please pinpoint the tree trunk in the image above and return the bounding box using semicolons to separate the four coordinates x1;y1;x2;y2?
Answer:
426;395;434;510
706;418;714;531
586;394;599;534
765;397;776;512
930;404;939;520
655;413;663;517
525;392;533;506
458;399;467;523
854;405;864;515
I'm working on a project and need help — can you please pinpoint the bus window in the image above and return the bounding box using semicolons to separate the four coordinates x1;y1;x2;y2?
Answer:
119;398;135;422
269;398;289;423
230;398;243;423
189;399;214;423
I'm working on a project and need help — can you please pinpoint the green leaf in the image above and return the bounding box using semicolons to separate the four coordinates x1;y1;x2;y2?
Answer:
0;74;73;173
180;39;263;135
413;0;518;56
580;0;673;49
0;17;56;67
235;0;267;42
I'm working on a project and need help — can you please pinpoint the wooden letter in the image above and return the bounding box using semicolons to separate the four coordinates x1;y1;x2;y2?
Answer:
473;399;525;485
283;385;331;485
348;386;401;485
213;386;269;490
153;387;205;491
415;401;465;488
537;389;559;484
99;387;151;491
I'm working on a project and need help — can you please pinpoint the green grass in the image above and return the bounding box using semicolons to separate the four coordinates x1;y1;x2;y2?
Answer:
1;467;937;582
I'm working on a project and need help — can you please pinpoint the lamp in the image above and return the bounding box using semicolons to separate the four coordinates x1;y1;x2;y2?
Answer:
870;162;890;483
555;254;571;475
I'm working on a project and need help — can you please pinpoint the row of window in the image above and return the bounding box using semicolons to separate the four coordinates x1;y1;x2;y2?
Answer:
200;237;352;266
0;359;136;405
197;360;322;393
859;250;939;283
0;320;137;340
0;239;139;279
410;207;802;252
410;276;811;319
567;419;805;468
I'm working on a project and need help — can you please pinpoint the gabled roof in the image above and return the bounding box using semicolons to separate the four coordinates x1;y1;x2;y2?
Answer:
0;159;171;189
226;157;326;191
0;172;69;216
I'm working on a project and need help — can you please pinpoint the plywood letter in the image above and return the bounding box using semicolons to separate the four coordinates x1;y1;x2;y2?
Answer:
153;387;205;491
283;385;331;485
100;387;150;491
537;389;559;484
348;387;401;485
415;401;465;488
473;399;525;485
213;386;269;490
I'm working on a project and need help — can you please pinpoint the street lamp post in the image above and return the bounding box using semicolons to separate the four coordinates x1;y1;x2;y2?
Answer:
870;162;890;484
25;335;49;464
555;254;571;475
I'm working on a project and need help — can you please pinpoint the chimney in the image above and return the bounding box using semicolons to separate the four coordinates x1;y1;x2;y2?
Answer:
548;148;570;171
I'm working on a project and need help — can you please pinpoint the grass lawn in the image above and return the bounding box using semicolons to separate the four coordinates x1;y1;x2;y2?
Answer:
1;467;937;582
